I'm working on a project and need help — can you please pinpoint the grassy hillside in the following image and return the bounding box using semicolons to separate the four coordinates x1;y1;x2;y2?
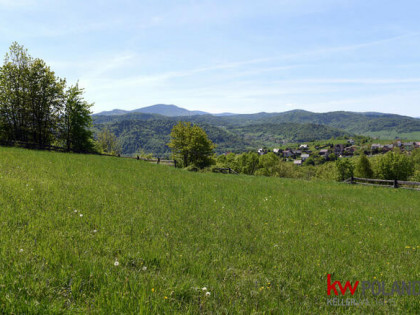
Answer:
0;147;419;313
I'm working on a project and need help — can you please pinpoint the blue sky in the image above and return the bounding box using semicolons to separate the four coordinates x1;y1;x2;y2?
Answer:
1;0;419;116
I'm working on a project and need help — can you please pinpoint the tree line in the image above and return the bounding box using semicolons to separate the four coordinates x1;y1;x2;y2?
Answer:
0;42;95;152
212;149;420;182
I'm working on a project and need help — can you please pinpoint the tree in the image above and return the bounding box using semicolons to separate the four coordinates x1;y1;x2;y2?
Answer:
327;153;337;161
335;158;354;181
237;152;260;175
0;42;95;151
0;42;32;142
27;58;66;146
255;152;279;176
377;151;414;180
61;84;94;152
355;154;373;178
96;127;121;155
168;121;215;168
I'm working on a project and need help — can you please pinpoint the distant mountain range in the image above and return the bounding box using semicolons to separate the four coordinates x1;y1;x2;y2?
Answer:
92;104;420;157
96;104;419;119
96;104;212;117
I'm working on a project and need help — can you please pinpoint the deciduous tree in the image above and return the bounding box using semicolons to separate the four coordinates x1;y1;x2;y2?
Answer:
0;42;95;151
377;151;414;180
96;127;121;155
355;154;373;178
61;84;94;152
335;158;354;181
168;121;215;168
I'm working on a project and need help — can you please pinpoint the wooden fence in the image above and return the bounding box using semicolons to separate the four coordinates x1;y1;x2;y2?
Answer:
212;167;238;174
344;177;420;190
133;157;175;166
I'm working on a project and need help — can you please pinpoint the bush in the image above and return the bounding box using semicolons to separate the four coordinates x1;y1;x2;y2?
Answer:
335;158;354;181
355;154;373;178
377;151;414;180
315;162;337;180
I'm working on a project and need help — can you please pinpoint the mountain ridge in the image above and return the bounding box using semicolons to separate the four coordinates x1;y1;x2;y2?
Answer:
92;105;420;157
94;104;418;119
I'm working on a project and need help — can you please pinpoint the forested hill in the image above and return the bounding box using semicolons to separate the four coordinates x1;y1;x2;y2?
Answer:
181;110;420;133
95;104;208;117
93;117;352;157
92;109;420;157
94;108;420;134
93;119;255;157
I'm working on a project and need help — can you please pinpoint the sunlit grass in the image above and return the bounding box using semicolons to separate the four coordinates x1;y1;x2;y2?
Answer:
0;146;419;313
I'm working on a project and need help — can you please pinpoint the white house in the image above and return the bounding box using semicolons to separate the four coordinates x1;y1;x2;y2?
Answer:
293;160;302;166
301;153;310;161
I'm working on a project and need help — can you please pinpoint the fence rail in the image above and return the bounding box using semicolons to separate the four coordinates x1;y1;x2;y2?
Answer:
212;167;238;175
344;177;420;190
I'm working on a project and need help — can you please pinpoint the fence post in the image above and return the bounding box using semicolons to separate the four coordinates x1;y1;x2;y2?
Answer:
174;160;177;168
393;179;398;188
350;176;354;184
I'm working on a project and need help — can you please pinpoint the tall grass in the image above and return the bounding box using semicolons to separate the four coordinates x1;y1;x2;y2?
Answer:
0;146;419;313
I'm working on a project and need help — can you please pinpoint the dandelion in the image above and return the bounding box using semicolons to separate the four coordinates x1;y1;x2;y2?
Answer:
152;288;155;292
202;287;207;291
142;266;147;271
205;291;211;297
74;210;78;213
114;261;119;266
79;214;83;217
405;246;411;249
19;249;23;253
164;296;168;299
93;229;97;233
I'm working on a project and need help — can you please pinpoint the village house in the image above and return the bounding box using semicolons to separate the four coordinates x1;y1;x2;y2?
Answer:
283;150;293;158
299;144;308;150
371;143;382;151
334;144;345;156
301;153;310;161
293;160;302;166
347;139;355;145
415;142;420;148
257;148;267;155
319;149;330;157
382;144;394;152
344;146;355;153
273;148;281;154
403;142;414;151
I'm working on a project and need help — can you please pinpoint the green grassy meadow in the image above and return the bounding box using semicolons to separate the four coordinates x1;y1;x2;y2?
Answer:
0;146;419;314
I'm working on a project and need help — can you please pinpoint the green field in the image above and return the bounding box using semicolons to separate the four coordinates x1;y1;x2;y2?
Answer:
0;147;419;313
